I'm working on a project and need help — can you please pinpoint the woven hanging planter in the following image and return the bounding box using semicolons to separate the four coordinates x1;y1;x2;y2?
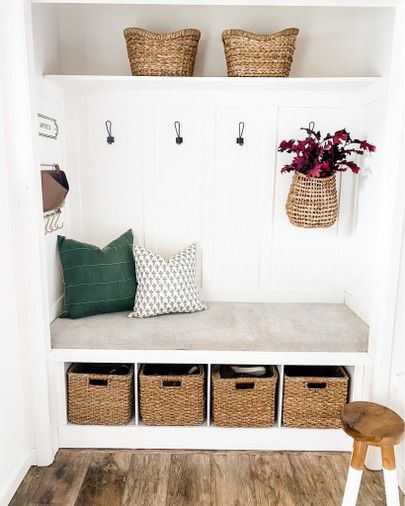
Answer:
124;27;201;77
222;28;299;77
286;171;339;228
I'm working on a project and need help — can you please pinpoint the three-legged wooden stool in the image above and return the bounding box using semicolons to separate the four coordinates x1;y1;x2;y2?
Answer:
341;401;404;506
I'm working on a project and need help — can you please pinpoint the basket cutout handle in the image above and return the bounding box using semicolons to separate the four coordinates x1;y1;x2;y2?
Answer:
235;382;255;390
162;380;182;388
89;378;108;387
307;382;327;390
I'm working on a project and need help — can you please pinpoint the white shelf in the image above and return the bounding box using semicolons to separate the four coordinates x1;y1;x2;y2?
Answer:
43;75;382;93
32;0;399;6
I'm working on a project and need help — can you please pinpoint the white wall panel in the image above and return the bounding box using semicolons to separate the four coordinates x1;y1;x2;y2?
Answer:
344;98;387;322
271;107;356;297
75;106;144;247
150;106;207;284
37;93;67;322
211;107;270;290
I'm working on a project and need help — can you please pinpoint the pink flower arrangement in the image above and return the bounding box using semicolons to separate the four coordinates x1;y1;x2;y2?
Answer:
279;122;376;178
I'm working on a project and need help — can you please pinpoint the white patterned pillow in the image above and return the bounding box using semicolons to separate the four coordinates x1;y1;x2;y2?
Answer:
130;243;207;318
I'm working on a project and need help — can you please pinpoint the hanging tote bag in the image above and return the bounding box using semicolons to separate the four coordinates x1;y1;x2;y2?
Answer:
41;165;69;212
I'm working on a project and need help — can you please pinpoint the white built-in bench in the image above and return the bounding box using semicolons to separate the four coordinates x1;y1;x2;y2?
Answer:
49;302;370;452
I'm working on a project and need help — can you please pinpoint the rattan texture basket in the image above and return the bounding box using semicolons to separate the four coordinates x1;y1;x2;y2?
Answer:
282;366;349;428
222;28;299;77
139;364;205;425
212;365;278;427
286;171;339;228
124;27;201;76
67;364;134;425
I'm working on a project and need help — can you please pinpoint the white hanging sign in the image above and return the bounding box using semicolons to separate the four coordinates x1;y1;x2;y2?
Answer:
38;113;58;140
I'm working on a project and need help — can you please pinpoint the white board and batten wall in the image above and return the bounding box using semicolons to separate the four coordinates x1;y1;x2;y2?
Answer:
56;89;383;324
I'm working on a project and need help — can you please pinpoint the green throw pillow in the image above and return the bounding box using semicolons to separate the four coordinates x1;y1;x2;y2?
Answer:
57;229;136;319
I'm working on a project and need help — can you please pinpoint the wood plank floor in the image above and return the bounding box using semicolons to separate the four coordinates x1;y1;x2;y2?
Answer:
11;450;403;506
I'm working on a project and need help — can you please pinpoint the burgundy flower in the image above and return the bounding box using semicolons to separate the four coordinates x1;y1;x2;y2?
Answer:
278;139;295;152
332;129;348;144
279;123;375;178
359;140;376;152
344;161;361;174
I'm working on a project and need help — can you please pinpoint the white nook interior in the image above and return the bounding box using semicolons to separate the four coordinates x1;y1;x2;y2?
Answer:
2;1;405;503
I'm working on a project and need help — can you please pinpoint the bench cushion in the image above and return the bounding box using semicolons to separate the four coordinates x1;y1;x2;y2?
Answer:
51;302;368;353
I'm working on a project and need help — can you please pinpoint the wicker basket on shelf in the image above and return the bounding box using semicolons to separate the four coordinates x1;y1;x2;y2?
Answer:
286;171;339;228
123;27;201;76
283;366;349;428
212;365;278;427
67;363;134;425
139;364;205;425
222;28;299;77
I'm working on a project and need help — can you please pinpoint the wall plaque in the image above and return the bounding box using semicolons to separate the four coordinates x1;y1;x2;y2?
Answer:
38;113;58;139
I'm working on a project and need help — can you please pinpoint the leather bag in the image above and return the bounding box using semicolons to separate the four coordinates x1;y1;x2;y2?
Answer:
41;166;69;212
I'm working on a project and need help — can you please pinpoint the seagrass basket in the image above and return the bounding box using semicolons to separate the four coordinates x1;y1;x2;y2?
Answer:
286;171;339;228
67;363;134;425
124;27;201;76
222;28;299;77
212;365;278;427
139;364;205;425
283;366;349;428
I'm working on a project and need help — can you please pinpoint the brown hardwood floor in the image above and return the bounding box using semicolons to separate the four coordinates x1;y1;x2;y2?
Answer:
10;449;402;506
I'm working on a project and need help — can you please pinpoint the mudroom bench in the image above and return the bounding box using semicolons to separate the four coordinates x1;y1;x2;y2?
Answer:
49;302;369;452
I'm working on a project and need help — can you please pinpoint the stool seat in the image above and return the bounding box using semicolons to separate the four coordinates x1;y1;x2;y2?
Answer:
341;401;404;447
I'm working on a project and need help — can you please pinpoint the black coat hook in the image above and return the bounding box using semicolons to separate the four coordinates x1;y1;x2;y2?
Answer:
174;121;183;145
105;120;114;144
236;121;245;146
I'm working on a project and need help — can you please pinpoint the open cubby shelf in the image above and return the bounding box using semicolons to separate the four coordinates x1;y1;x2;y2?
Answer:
58;359;361;450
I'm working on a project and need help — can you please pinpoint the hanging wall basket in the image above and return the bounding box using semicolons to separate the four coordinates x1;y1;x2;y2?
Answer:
286;172;338;228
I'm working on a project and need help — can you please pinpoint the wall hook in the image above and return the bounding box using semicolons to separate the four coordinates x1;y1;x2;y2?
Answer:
236;121;245;146
105;120;114;144
174;121;183;145
44;209;63;235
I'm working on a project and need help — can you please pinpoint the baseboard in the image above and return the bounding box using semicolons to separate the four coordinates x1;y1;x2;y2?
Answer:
344;292;370;324
199;288;344;304
0;449;35;506
49;295;64;323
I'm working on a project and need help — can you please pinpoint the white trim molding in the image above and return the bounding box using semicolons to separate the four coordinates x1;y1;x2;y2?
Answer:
0;449;35;506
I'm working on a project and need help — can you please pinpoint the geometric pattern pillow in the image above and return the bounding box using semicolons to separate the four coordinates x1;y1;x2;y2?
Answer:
58;229;136;319
130;243;207;318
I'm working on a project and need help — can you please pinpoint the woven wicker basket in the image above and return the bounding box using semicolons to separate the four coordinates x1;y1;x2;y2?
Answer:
67;363;134;425
222;28;299;77
139;364;205;425
283;366;349;428
124;27;201;76
212;365;278;427
286;171;339;228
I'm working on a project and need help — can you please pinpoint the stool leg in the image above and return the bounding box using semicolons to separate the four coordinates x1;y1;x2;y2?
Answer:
381;446;400;506
342;441;368;506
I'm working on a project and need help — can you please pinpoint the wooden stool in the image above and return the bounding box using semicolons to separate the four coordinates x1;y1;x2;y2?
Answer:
341;401;404;506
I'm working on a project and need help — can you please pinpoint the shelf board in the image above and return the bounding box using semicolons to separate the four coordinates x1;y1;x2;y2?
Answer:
43;75;382;93
32;0;399;6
